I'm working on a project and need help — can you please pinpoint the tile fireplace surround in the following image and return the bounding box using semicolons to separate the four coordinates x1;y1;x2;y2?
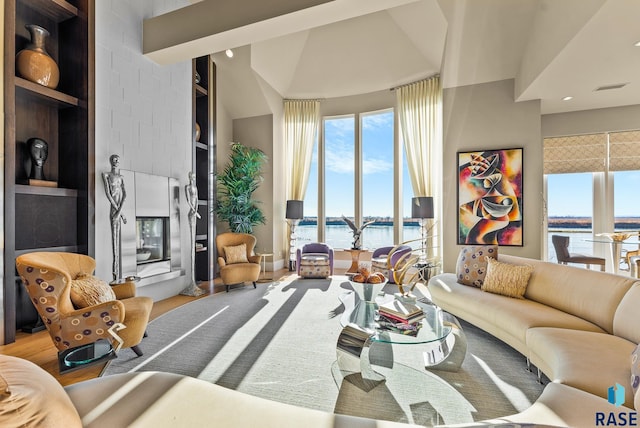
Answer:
119;171;184;286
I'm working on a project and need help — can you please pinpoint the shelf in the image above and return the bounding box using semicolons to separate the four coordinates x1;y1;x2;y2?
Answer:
15;77;85;109
195;142;208;150
15;184;78;197
22;0;79;23
195;84;208;97
195;234;208;241
15;245;83;257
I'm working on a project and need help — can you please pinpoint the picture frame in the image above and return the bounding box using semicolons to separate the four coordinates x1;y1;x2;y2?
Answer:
457;148;523;246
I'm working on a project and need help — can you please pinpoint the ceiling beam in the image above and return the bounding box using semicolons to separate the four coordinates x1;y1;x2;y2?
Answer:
143;0;420;65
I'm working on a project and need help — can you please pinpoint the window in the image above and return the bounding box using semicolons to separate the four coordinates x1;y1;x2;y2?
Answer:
362;110;394;249
324;115;355;249
546;173;594;261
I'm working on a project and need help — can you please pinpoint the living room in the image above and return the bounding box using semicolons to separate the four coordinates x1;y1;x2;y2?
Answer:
2;0;640;426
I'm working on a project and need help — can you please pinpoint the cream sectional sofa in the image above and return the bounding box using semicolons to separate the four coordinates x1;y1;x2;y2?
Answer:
429;253;640;426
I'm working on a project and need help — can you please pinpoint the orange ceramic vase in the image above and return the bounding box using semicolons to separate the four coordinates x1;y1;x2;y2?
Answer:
16;24;60;89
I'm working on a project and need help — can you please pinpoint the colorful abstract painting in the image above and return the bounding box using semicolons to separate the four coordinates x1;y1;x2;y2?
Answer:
457;148;523;246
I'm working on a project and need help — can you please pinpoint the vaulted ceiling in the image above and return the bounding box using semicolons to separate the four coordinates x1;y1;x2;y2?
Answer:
146;0;640;118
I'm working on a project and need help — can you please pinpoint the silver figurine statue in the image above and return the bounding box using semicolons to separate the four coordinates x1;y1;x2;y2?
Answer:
181;171;205;296
102;154;127;281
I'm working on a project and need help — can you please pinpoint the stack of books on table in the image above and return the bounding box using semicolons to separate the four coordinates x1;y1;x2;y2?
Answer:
377;300;425;336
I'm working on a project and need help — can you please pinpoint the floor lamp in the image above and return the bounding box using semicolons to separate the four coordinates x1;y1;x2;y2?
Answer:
286;200;303;271
412;196;434;263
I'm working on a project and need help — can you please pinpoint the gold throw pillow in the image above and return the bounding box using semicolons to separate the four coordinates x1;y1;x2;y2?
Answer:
70;273;116;308
225;244;249;264
481;258;533;299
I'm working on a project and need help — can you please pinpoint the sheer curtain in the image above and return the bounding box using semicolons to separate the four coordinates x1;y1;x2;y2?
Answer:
396;76;443;259
396;76;442;198
284;99;320;200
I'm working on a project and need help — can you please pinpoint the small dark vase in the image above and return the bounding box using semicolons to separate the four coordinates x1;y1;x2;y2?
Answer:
27;138;48;180
16;24;60;89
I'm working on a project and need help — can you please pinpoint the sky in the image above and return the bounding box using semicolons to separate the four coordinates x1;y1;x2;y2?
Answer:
304;111;640;220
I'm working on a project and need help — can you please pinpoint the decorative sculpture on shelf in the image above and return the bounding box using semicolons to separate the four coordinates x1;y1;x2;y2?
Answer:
27;137;48;181
342;216;375;250
102;154;127;282
181;171;204;296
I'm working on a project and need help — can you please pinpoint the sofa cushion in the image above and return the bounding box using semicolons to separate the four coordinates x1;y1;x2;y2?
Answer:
224;244;248;264
70;274;116;308
455;245;498;287
481;258;532;299
0;355;82;428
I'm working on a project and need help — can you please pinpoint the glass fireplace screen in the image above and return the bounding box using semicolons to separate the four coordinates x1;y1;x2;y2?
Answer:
136;217;170;264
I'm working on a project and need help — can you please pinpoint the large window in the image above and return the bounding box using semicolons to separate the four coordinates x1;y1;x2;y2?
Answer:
298;108;419;250
544;131;640;270
362;110;394;249
546;173;594;261
324;115;355;249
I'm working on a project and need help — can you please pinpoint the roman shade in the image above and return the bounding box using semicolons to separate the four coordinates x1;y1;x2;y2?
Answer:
543;134;607;174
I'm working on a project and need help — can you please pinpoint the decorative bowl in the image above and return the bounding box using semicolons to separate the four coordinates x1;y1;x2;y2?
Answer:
597;232;633;242
136;249;151;261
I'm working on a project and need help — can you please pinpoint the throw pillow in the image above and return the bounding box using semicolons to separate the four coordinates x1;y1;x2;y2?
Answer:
225;244;248;264
456;245;498;287
0;355;82;428
481;258;533;299
70;274;116;308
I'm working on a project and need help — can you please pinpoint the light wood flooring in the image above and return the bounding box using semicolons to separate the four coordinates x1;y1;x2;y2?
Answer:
0;269;293;387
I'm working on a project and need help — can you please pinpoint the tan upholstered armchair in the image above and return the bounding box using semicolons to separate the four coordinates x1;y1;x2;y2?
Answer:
15;252;153;362
216;232;262;292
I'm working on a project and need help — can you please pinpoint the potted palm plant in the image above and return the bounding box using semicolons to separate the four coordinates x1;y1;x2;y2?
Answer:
216;142;267;233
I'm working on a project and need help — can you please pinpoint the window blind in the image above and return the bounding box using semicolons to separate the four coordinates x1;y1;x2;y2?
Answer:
543;134;607;174
609;130;640;171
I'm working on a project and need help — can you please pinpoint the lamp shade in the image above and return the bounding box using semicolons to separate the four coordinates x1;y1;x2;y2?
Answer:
411;196;434;219
285;200;304;220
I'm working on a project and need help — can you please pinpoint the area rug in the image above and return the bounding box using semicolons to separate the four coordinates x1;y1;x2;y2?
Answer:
102;275;545;426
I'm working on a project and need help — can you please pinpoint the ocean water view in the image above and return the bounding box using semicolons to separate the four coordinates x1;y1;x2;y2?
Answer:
296;218;640;264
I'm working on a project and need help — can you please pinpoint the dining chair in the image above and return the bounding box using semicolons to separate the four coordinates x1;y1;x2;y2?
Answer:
551;235;605;271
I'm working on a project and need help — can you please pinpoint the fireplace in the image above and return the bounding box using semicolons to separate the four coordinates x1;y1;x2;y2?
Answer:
119;171;184;286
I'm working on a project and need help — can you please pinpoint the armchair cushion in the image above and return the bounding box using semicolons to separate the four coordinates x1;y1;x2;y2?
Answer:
70;274;115;308
0;355;82;428
224;244;249;264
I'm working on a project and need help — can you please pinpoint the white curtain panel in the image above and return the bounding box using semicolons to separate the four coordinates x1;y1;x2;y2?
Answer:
284;99;320;200
396;76;442;198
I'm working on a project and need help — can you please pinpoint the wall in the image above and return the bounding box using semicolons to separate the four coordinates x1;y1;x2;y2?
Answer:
231;115;274;256
542;104;640;137
442;79;542;272
95;0;192;301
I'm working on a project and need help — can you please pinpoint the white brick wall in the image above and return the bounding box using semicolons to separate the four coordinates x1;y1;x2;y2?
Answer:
95;0;192;300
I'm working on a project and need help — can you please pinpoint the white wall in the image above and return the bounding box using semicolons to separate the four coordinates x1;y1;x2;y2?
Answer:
95;0;192;301
542;104;640;137
442;79;543;272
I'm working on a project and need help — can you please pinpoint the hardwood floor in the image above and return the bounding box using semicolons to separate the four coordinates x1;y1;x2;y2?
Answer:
0;271;291;387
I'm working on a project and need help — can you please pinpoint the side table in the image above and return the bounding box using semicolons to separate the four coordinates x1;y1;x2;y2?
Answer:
343;249;368;273
257;253;273;282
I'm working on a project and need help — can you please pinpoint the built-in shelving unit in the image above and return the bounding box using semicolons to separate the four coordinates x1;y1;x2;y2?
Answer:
3;0;95;342
192;56;216;282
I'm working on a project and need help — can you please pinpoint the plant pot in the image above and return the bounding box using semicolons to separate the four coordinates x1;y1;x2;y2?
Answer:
16;24;60;89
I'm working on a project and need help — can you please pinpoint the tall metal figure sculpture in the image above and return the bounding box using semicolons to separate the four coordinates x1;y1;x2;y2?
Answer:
102;154;127;282
181;171;205;296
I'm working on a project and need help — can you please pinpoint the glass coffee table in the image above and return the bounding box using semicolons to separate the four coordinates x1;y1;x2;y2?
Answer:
335;289;467;390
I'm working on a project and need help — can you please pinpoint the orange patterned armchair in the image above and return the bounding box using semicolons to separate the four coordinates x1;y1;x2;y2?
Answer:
15;252;153;361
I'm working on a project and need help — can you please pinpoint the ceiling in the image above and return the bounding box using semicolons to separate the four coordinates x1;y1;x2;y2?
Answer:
154;0;640;118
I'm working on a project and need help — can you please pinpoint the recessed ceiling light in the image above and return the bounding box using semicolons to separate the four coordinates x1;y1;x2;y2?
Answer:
562;96;573;101
634;41;640;47
225;49;234;58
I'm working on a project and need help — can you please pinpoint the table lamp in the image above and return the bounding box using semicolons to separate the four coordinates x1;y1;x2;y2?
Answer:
286;200;304;271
